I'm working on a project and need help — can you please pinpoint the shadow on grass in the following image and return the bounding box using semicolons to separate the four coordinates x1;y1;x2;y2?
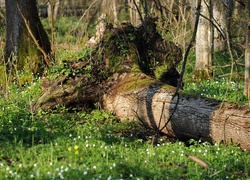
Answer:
0;110;79;147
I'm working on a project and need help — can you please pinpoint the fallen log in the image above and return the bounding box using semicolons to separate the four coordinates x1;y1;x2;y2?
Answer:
32;16;250;152
102;73;250;152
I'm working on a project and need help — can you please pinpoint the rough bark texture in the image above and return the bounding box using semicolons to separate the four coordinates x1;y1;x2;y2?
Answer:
102;73;250;152
5;0;51;74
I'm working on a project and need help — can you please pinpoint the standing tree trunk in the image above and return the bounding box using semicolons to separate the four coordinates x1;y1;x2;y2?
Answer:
47;0;60;53
128;0;141;26
213;0;227;51
245;0;250;101
195;0;212;79
112;0;119;27
47;0;60;23
5;0;51;75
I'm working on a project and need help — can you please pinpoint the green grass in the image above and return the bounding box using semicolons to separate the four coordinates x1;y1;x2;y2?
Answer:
0;83;250;179
184;78;248;105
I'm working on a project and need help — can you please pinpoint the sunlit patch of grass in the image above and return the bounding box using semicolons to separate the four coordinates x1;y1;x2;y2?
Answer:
184;78;248;105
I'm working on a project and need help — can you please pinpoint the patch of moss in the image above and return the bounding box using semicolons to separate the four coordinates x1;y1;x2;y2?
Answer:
18;74;33;86
160;83;176;91
154;65;168;79
131;64;141;73
193;70;211;81
115;74;162;93
102;26;140;74
0;65;6;88
17;33;44;74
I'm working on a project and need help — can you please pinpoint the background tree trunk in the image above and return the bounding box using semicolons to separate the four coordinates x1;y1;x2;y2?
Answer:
195;0;212;79
128;0;141;26
112;0;119;27
244;0;250;99
47;0;60;24
213;0;227;51
5;0;51;74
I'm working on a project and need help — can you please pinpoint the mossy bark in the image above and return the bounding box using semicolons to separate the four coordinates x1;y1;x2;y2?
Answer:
5;0;51;76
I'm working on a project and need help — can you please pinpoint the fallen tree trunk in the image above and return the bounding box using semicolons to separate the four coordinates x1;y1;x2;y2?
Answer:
32;16;250;152
102;73;250;152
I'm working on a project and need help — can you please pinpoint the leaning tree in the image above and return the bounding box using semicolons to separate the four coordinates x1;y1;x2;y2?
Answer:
5;0;51;76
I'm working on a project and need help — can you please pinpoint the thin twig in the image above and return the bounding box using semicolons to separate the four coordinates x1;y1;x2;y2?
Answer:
186;153;210;168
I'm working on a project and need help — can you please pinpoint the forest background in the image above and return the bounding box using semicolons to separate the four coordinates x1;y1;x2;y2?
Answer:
0;0;249;179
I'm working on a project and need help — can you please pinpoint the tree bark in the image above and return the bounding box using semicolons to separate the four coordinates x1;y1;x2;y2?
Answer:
244;0;250;98
128;0;141;26
102;73;250;152
213;0;227;51
195;0;212;79
47;0;60;23
5;0;51;74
